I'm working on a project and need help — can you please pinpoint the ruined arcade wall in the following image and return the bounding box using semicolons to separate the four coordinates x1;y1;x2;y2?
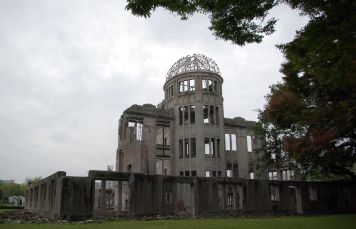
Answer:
26;171;356;220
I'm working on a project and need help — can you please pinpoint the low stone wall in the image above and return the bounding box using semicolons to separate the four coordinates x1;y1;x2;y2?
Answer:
25;171;356;220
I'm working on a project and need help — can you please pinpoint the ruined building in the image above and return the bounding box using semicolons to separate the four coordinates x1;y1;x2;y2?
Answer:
25;55;356;220
117;54;269;180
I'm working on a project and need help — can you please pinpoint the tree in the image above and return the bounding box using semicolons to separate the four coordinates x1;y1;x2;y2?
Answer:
125;0;356;179
25;177;42;186
257;0;356;180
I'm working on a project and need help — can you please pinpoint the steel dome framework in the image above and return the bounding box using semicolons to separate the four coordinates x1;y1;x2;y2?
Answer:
166;54;221;80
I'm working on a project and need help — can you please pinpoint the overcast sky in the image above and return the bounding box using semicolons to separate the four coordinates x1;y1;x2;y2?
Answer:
0;1;308;183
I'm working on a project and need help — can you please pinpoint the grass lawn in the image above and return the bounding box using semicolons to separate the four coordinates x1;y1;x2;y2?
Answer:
0;214;355;229
0;209;21;213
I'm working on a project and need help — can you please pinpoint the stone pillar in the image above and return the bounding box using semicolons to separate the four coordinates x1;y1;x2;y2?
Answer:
101;180;106;210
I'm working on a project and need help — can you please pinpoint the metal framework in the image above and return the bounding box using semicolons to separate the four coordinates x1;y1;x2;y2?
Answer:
166;54;221;80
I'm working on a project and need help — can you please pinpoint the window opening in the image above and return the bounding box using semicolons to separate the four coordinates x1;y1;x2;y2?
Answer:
270;186;280;201
179;107;183;125
189;79;195;91
203;105;209;123
190;138;196;157
184;138;189;157
217;138;220;157
231;134;237;151
225;134;231;150
247;135;252;152
209;105;215;124
190;105;195;124
179;139;183;158
184;106;189;123
212;171;217;177
205;138;210;155
268;171;278;180
227;192;233;207
205;170;211;177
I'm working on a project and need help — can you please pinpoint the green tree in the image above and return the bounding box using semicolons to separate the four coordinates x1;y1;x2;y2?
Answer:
125;0;356;179
25;177;42;186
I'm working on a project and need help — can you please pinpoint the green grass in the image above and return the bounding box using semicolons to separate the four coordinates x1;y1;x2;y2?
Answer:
0;209;21;213
0;214;355;229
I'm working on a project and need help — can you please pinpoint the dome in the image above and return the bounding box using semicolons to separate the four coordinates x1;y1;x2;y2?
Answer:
166;54;221;80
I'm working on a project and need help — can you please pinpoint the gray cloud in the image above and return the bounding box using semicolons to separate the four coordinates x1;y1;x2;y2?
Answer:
0;1;308;182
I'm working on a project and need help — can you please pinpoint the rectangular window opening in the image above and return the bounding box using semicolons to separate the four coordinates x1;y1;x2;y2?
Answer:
190;138;196;158
204;138;210;155
179;107;183;125
184;138;189;157
225;134;231;150
231;134;237;151
190;105;195;124
209;105;215;124
189;79;195;91
203;105;209;123
184;106;189;123
179;139;183;158
247;135;252;152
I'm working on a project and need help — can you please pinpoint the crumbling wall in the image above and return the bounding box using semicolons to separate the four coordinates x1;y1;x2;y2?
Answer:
26;171;356;220
25;172;93;220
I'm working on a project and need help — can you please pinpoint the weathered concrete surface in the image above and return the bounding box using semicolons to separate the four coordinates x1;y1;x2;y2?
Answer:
25;172;93;220
26;171;356;220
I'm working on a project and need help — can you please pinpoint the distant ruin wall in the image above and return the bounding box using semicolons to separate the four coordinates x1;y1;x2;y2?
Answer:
25;171;356;220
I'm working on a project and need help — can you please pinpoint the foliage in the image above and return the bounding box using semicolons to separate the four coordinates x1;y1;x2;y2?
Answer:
0;183;26;203
125;0;356;180
25;177;42;186
125;0;278;45
0;177;41;203
257;0;356;180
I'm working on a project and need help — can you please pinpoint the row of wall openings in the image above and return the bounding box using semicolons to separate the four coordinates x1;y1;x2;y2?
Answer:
205;170;222;177
202;79;218;92
179;79;195;92
156;126;170;146
179;106;195;125
204;138;220;157
165;84;174;99
179;170;197;176
269;170;295;180
203;105;219;124
177;79;219;94
225;134;253;152
226;163;238;177
128;120;143;141
179;138;196;158
225;133;237;151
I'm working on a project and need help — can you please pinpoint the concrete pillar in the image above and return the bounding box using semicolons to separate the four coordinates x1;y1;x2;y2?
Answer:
101;180;106;210
295;187;303;214
117;181;122;212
